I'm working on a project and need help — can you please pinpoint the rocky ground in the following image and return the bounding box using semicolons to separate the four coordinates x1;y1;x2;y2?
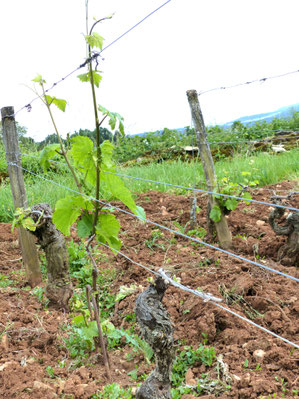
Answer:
0;181;298;398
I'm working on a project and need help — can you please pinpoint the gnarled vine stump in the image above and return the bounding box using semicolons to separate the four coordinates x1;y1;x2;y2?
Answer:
269;204;299;267
135;276;175;399
30;203;73;309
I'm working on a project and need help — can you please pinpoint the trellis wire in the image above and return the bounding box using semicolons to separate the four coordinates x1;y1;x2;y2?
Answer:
198;68;299;96
19;154;299;212
6;162;299;283
98;0;172;54
9;0;173;119
100;173;299;212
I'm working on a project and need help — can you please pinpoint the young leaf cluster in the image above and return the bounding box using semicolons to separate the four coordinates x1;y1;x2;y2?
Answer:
46;136;145;250
11;207;42;232
209;173;257;222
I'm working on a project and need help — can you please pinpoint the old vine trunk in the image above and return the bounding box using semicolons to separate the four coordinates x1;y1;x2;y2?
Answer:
30;203;73;309
135;276;175;399
268;206;299;267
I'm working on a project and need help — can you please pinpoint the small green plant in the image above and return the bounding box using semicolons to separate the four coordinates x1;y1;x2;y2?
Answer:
0;322;13;339
171;386;194;399
219;283;262;320
274;377;290;397
187;227;207;239
64;314;153;366
38;252;48;280
0;273;13;288
67;239;92;273
46;365;55;379
172;345;216;387
107;327;153;363
173;221;189;234
201;332;209;345
145;229;165;250
71;264;93;287
91;383;133;399
31;286;49;307
244;358;249;368
209;173;257;222
127;368;138;381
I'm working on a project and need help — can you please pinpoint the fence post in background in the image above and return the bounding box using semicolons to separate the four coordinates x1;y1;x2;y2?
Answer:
186;90;232;249
1;106;42;287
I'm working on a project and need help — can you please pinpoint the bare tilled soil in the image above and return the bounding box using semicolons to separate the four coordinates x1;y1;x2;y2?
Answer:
0;181;298;399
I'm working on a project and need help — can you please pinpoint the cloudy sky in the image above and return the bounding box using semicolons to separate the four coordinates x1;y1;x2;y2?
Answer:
1;0;299;141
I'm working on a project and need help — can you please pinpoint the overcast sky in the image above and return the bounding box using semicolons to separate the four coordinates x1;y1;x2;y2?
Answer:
1;0;299;141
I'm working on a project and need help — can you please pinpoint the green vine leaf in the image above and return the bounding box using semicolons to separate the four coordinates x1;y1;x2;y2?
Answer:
98;105;124;134
53;196;93;235
79;321;98;340
224;197;238;211
32;74;46;84
96;212;121;251
241;192;252;205
209;205;222;223
21;217;37;231
44;95;67;112
100;141;145;220
85;32;104;49
77;213;93;238
39;144;61;172
77;70;102;88
12;208;36;232
69;136;96;184
100;140;114;169
11;207;43;233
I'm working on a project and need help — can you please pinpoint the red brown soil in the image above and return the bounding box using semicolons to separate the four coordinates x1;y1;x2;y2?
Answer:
0;181;298;399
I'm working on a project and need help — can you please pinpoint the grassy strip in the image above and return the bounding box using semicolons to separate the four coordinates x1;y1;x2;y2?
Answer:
120;148;299;193
1;149;298;223
0;173;76;223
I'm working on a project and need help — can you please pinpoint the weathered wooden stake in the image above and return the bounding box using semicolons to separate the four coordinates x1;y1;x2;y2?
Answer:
1;106;42;286
186;90;232;249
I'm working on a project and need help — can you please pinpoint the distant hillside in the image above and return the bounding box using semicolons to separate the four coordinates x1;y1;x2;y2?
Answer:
133;103;299;136
223;103;299;127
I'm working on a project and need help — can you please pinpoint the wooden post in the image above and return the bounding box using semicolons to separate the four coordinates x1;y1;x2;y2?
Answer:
186;90;232;249
1;106;42;286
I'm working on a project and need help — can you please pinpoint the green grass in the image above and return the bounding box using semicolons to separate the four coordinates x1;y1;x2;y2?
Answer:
1;148;298;223
0;173;77;223
120;148;299;193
